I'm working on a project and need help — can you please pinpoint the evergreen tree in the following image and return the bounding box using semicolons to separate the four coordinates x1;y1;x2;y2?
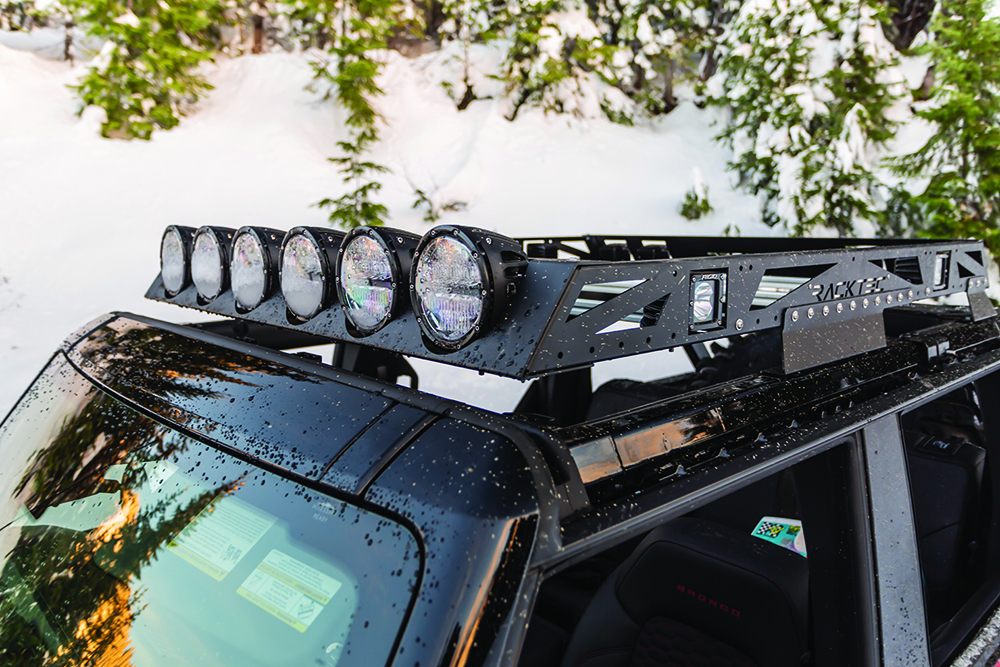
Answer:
595;0;727;115
72;0;224;139
273;0;334;50
437;0;503;108
497;0;632;121
882;0;935;51
316;135;391;228
4;0;79;62
306;0;414;227
0;0;43;31
710;0;903;235
679;167;713;219
221;0;275;54
891;0;1000;254
433;0;730;119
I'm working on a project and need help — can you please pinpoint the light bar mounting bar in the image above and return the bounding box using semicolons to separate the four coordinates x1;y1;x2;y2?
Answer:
147;236;993;379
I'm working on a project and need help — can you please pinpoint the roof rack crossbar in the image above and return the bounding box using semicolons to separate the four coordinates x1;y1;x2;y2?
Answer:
518;235;931;260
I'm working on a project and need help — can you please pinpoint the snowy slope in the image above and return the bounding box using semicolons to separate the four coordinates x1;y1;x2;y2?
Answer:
0;36;772;417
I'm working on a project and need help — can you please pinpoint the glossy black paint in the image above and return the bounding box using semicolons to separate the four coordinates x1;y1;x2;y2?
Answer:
364;419;540;667
320;404;432;492
864;417;930;666
559;318;1000;486
69;317;394;480
552;318;1000;557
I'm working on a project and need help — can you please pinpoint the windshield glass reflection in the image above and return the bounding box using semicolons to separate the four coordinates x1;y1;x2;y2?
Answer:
0;357;420;667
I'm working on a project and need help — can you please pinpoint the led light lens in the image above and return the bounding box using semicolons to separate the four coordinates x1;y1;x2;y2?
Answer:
161;228;187;296
281;233;327;320
341;235;394;332
232;231;268;310
934;252;949;289
414;235;484;344
192;229;225;300
692;279;717;324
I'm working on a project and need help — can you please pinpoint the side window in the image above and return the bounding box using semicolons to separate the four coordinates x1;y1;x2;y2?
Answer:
902;378;997;664
517;441;870;667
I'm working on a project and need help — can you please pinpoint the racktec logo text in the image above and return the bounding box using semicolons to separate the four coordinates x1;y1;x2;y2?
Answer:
811;276;888;302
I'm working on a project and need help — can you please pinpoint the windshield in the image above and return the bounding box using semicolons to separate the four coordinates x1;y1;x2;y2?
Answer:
0;355;420;667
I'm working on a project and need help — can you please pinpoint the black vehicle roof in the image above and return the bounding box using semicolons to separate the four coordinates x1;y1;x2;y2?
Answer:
60;313;559;667
52;308;1000;666
62;307;1000;518
63;314;551;516
61;311;1000;547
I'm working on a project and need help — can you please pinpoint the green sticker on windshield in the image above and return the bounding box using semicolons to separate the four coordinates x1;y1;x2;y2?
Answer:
237;550;343;633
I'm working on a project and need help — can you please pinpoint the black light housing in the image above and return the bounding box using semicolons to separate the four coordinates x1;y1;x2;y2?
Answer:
192;226;236;303
279;227;346;322
160;225;195;297
689;271;727;332
231;226;284;312
336;226;421;337
410;225;527;352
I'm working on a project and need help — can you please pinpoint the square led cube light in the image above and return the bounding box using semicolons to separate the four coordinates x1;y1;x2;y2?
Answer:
690;272;727;332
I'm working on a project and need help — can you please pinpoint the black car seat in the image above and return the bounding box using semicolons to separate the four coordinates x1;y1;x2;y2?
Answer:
559;517;809;667
904;429;986;630
689;471;798;534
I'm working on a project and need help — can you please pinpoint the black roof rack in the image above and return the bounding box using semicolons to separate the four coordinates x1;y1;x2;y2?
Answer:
147;235;994;379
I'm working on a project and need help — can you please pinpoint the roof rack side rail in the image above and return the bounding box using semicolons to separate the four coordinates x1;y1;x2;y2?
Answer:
148;237;994;379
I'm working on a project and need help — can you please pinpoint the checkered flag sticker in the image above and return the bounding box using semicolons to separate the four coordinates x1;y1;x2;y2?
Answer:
751;516;807;557
755;521;785;538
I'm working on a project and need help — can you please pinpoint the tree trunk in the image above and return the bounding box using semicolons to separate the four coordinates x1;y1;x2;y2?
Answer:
252;14;264;54
883;0;936;51
64;20;74;64
662;58;678;114
916;65;935;100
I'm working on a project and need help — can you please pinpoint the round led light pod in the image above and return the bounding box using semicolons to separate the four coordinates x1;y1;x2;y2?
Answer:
279;227;345;322
336;227;421;336
160;225;195;297
410;226;527;351
230;226;283;312
191;226;236;302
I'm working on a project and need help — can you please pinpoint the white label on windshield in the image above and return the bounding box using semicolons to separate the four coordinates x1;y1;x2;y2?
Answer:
237;550;343;633
143;461;178;493
169;496;277;580
9;495;119;532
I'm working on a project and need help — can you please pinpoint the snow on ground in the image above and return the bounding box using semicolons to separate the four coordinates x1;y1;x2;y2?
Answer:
0;27;66;59
0;34;767;417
